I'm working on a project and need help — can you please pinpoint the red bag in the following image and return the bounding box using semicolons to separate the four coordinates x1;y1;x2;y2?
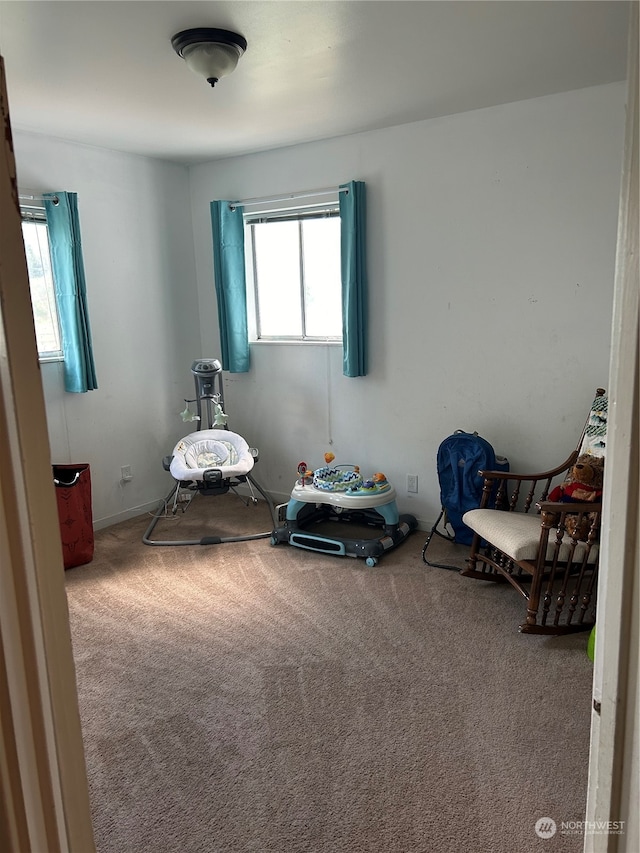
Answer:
53;463;94;569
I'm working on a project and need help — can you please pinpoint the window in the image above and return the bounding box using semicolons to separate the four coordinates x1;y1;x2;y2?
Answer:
245;204;342;341
211;180;366;375
20;205;63;360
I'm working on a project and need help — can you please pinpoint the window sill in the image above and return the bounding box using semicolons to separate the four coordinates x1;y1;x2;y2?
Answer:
39;355;64;364
250;339;342;347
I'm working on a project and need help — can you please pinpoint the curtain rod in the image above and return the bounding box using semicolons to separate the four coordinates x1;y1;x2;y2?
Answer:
19;192;59;205
229;186;348;210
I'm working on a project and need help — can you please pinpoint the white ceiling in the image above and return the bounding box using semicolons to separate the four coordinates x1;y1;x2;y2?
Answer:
0;1;630;165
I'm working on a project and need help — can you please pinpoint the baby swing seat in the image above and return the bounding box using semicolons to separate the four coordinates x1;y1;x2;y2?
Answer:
169;429;256;487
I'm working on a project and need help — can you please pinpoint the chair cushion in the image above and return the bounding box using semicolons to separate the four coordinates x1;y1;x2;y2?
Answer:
463;509;598;564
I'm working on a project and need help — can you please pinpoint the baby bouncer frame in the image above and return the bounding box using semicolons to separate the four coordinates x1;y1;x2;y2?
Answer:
143;359;277;546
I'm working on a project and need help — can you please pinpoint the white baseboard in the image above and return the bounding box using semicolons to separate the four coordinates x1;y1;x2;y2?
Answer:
93;499;161;531
94;490;435;536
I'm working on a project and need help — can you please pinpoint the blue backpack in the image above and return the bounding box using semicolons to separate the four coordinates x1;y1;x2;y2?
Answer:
436;431;509;546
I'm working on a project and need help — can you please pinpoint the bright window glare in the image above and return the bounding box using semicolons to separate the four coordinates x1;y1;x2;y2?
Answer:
21;220;62;358
254;220;303;337
302;218;342;338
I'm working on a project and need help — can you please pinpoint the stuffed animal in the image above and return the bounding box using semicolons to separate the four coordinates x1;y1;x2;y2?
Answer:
548;455;604;540
549;455;604;503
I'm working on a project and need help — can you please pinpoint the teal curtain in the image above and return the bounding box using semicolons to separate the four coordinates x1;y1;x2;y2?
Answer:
210;201;249;373
339;181;368;377
44;192;98;393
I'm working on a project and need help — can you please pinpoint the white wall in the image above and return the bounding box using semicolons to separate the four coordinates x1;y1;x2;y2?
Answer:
13;133;200;527
189;83;626;528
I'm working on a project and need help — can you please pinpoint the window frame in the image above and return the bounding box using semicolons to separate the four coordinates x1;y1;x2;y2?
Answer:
20;203;64;363
243;201;342;344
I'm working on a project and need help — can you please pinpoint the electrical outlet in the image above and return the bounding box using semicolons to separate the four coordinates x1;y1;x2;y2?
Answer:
121;465;133;482
407;474;418;493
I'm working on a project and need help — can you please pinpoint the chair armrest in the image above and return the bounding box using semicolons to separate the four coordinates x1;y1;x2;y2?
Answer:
537;501;602;514
536;501;603;544
479;451;579;483
478;450;581;513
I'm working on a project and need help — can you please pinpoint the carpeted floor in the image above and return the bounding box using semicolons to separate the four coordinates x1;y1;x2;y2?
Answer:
65;494;594;853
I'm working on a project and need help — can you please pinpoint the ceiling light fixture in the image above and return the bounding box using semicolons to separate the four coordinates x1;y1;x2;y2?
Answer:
171;28;247;88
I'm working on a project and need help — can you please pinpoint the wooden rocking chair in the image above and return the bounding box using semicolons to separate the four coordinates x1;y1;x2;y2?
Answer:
461;389;607;635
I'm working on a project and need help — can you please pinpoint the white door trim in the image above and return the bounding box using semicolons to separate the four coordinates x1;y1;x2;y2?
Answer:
0;55;95;852
584;5;639;851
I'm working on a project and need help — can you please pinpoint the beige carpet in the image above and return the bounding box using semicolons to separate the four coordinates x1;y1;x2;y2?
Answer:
65;494;594;853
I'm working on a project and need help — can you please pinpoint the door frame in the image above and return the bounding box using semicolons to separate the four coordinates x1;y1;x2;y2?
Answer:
584;5;639;851
0;55;95;852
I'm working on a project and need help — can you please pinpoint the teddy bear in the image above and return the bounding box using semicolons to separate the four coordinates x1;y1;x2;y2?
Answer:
548;454;604;540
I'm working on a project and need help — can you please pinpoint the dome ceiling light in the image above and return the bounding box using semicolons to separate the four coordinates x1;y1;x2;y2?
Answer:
171;28;247;88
